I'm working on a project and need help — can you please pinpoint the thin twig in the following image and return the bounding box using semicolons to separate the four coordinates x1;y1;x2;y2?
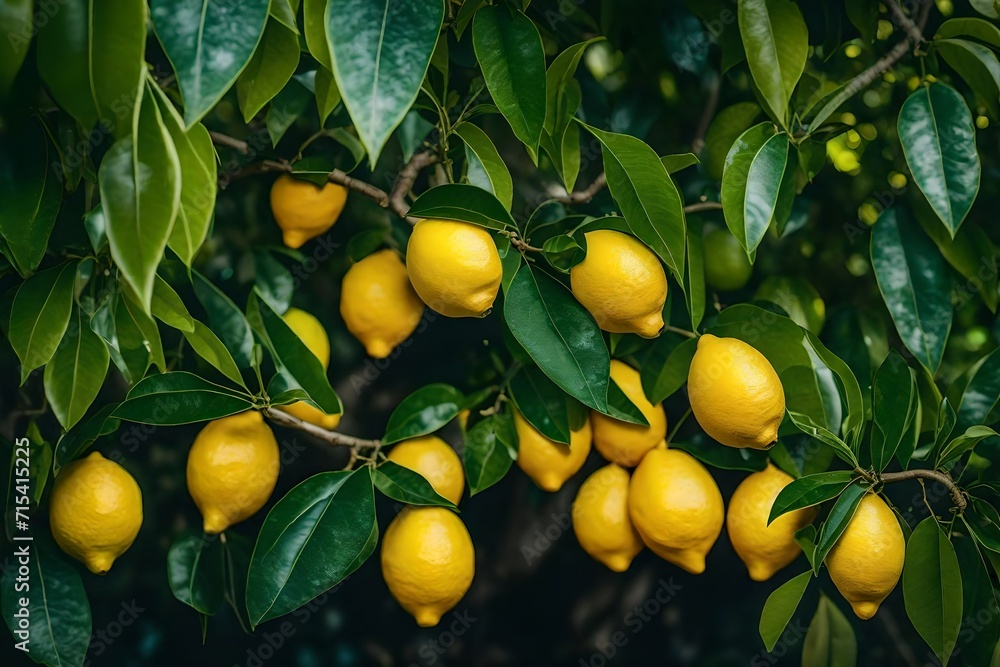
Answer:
209;131;251;155
859;467;967;512
553;172;607;205
507;231;543;253
666;406;693;445
683;201;723;214
665;325;698;339
390;150;440;224
263;407;381;449
886;0;927;46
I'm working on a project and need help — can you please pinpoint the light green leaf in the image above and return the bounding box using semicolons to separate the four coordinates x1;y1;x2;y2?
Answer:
464;413;516;495
759;570;812;651
304;0;332;69
407;183;514;230
738;0;808;127
237;18;300;123
455;122;513;211
721;122;775;259
44;306;110;430
802;594;858;667
315;67;342;125
9;261;79;384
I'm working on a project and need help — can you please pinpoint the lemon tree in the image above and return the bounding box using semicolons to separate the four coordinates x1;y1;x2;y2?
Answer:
0;0;999;665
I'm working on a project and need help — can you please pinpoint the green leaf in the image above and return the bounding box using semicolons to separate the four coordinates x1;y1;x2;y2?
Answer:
966;500;1000;553
802;594;858;667
222;531;253;634
671;437;769;472
703;102;761;181
795;525;819;570
661;153;700;174
101;85;181;310
167;532;225;615
938;426;1000;468
237;18;300;122
935;38;1000;119
151;0;270;126
118;283;167;375
955;536;1000;666
721;122;776;259
685;215;706;331
266;77;313;147
508;364;579;445
0;544;92;667
738;0;808;127
247;468;377;627
604;378;649;426
581;123;687;283
918;214;998;313
741;133;796;257
898;83;980;236
870;350;917;472
846;0;878;44
44;305;110;430
936;17;1000;47
639;335;698;404
787;412;858;468
473;5;546;150
382;384;464;445
253;250;294;314
812;482;868;574
544;38;602;135
503;265;610;412
406;183;514;230
36;0;147;137
25;422;53;504
768;471;857;525
464;413;515;496
184;321;249;390
247;291;341;415
0;118;61;276
541;234;586;273
9;260;79;383
373;460;457;509
953;347;1000;430
269;0;298;33
54;403;121;472
0;0;32;95
759;570;813;651
455;122;513;211
328;0;444;164
315;67;342;125
112;372;254;425
192;270;255;369
303;0;332;69
903;518;963;665
150;275;195;332
871;207;953;374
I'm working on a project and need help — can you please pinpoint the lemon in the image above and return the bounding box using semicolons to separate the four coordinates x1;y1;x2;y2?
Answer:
270;174;348;248
825;493;905;620
387;435;464;505
49;452;143;574
570;230;667;338
687;334;785;449
591;360;667;467
406;219;502;318
755;275;826;335
572;464;644;572
186;411;280;534
381;506;475;627
628;448;724;574
341;249;425;358
514;410;591;492
727;464;817;581
279;307;341;430
703;228;753;291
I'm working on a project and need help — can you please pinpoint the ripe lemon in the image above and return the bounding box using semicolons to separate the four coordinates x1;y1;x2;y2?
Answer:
572;464;644;572
514;410;591;492
591;360;667;467
825;493;905;620
406;218;502;318
187;411;280;534
341;249;425;358
570;230;667;338
687;334;784;449
628;448;724;574
279;307;341;430
387;435;464;505
381;506;475;627
755;275;826;335
49;451;143;574
703;228;753;291
727;464;817;581
270;174;347;248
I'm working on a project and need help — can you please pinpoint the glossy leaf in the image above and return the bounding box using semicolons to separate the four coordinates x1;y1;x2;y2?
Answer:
253;250;294;314
508;364;581;445
0;0;31;95
741;132;795;257
53;403;121;472
315;67;342;125
721;123;776;259
935;39;1000;120
581;123;687;282
150;275;195;333
455;122;513;211
671;437;769;472
44;306;110;430
303;0;332;69
328;0;444;164
938;426;999;468
685;215;706;331
247;469;377;627
151;0;270;126
662;153;700;174
9;261;79;383
870;350;917;472
604;378;649;426
903;518;963;665
639;335;698;405
222;532;253;634
407;183;514;230
117;284;167;375
802;594;858;667
936;17;1000;47
167;533;225;615
382;384;464;445
768;471;857;525
787;412;858;468
112;372;254;425
871;207;953;374
192;270;255;369
955;536;1000;666
759;570;812;651
184;321;249;390
504;265;610;412
237;18;300;122
738;0;808;127
373;460;457;509
953;347;1000;430
473;5;546;150
812;482;867;574
918;214;998;313
464;413;516;496
898;83;980;236
703;102;761;181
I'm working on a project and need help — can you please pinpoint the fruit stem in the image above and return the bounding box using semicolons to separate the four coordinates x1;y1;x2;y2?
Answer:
263;408;381;450
857;467;967;512
665;325;698;339
666;407;693;445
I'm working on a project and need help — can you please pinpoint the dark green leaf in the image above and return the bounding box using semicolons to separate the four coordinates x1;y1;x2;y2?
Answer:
382;384;465;445
9;260;79;383
237;18;300;122
54;403;121;472
685;215;706;331
671;437;769;472
303;0;332;69
721;123;775;259
0;0;32;95
738;0;808;127
639;335;697;404
253;250;294;314
918;214;998;313
315;67;342;126
193;270;255;368
953;347;1000;430
151;275;195;332
769;471;857;525
871;350;917;472
661;153;700;174
112;372;254;425
802;594;858;667
955;536;1000;665
795;525;820;570
936;17;1000;46
266;77;313;147
903;518;963;665
760;570;813;651
373;460;458;509
541;234;586;273
935;39;1000;120
846;0;878;44
167;532;225;615
787;411;858;468
508;364;577;445
455;122;513;211
246;468;377;627
938;426;999;468
812;482;868;574
604;378;649;426
966;499;1000;553
44;305;110;430
222;532;253;634
407;183;514;230
464;413;515;495
703;102;761;181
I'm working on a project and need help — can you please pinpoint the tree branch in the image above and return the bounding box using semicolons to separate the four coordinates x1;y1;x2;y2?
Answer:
553;172;607;205
683;201;723;214
263;407;381;449
861;467;967;512
390;149;440;224
886;0;927;46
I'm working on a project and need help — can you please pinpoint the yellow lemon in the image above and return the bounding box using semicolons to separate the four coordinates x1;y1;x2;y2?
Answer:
381;506;475;627
628;448;724;574
406;219;502;318
186;411;280;534
279;307;341;430
726;464;817;581
570;229;667;338
514;410;591;492
572;464;644;572
591;360;667;467
825;493;905;620
270;174;347;248
687;334;785;449
341;249;425;358
387;435;464;505
49;451;143;574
